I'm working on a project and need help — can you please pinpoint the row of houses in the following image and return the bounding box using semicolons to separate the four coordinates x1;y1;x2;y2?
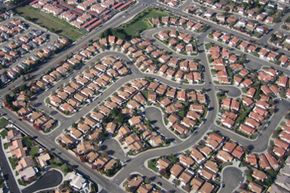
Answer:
195;0;286;25
0;28;51;68
269;31;290;52
152;119;290;193
4;89;57;132
268;156;290;192
48;55;129;115
4;124;51;183
124;173;165;193
185;4;270;38
0;18;29;44
30;0;135;31
156;29;198;55
58;78;207;161
207;44;290;101
150;16;207;33
27;34;206;116
207;44;250;85
58;79;166;157
219;96;273;137
210;30;290;67
241;119;290;193
152;132;245;193
2;122;98;193
0;17;69;87
0;35;69;88
158;0;184;7
129;37;203;84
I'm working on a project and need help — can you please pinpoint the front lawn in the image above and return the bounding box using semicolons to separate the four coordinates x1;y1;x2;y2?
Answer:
0;118;8;128
51;158;72;175
16;6;85;41
0;130;7;139
8;157;18;169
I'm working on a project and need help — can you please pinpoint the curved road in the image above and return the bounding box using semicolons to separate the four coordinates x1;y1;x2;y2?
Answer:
22;169;63;193
145;106;181;143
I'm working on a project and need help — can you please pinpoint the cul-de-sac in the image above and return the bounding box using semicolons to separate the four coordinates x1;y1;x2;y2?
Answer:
0;0;290;193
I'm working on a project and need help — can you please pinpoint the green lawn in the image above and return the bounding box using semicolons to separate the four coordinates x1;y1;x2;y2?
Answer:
8;157;18;169
0;130;7;139
22;136;33;148
103;8;170;39
51;158;72;175
29;146;39;157
0;118;8;128
16;6;86;41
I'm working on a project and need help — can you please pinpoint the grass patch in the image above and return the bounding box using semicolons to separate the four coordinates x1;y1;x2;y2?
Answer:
29;146;39;157
0;129;7;139
102;8;170;39
51;158;72;175
22;136;34;148
3;143;9;150
0;118;8;128
148;159;158;172
8;157;18;169
0;178;3;188
16;6;85;41
17;179;29;186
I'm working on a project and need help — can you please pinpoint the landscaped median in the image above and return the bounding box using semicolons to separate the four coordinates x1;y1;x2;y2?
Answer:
16;6;86;41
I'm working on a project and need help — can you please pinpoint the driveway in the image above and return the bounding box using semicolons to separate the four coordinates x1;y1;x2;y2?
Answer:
22;169;63;193
219;167;243;193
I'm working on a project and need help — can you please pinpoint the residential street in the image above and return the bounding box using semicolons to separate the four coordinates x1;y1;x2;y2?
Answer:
0;0;289;192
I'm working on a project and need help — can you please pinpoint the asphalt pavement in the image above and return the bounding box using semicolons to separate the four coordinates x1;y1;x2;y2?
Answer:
22;169;63;193
219;167;244;193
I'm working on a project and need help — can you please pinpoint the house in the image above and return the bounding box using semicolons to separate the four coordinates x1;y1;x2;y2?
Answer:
216;150;233;163
179;170;193;186
67;172;88;191
248;182;263;193
190;177;204;192
170;163;184;180
16;156;35;172
190;148;205;164
19;166;36;182
36;153;51;168
179;154;195;168
157;158;171;171
126;175;143;191
199;181;215;193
